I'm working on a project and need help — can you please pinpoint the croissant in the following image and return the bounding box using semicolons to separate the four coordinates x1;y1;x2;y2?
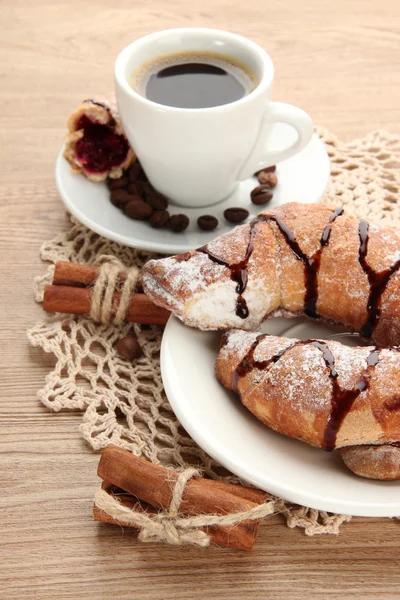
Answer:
142;202;400;346
64;98;135;182
215;329;400;479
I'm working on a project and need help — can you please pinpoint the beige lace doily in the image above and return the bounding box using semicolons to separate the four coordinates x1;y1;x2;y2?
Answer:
28;128;400;537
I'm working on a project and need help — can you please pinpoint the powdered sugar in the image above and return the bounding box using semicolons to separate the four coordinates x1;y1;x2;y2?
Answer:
145;253;225;294
218;333;395;416
359;445;400;467
184;281;238;329
222;329;258;355
328;341;371;389
253;336;293;363
143;241;281;330
143;204;400;344
387;250;400;263
264;343;330;412
207;223;249;264
142;267;183;313
142;253;228;318
341;444;400;479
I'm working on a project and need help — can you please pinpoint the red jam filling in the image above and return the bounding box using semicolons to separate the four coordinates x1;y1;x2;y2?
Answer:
74;115;129;173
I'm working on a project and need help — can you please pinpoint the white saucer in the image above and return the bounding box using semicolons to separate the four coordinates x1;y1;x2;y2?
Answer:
161;316;400;517
55;125;330;254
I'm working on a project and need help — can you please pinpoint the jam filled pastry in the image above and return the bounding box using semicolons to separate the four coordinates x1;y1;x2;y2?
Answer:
215;330;400;480
64;98;135;182
142;203;400;346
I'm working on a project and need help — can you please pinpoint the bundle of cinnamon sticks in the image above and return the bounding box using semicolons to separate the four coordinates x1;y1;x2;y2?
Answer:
94;445;269;550
46;264;271;548
43;261;170;325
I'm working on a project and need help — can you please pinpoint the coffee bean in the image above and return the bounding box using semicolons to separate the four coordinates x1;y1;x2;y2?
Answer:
197;215;218;231
168;214;190;232
138;181;153;197
127;181;151;198
256;165;276;176
117;335;143;360
137;167;148;181
128;162;147;182
127;183;141;196
124;199;153;220
250;185;273;206
147;192;168;211
107;175;129;190
257;171;278;187
110;189;134;206
150;210;170;228
223;208;249;223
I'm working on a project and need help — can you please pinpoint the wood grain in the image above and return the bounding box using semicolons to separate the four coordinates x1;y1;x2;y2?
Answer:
1;0;400;598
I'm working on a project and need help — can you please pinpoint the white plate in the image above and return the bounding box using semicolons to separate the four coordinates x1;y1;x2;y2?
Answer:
161;316;400;517
55;125;330;254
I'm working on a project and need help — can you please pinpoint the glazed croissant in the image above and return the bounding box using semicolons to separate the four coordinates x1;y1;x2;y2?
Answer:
215;330;400;479
142;203;400;346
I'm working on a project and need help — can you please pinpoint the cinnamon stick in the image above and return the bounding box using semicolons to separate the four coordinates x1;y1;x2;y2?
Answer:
53;261;127;288
93;482;159;526
43;285;170;326
93;484;251;549
96;445;268;550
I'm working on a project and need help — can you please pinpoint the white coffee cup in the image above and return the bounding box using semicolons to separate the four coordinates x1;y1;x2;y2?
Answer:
115;28;314;208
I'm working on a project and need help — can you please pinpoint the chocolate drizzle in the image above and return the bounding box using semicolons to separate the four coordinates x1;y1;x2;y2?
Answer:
85;98;110;111
259;208;344;318
198;208;400;336
231;334;297;392
198;222;259;318
358;220;400;338
232;336;381;451
305;208;344;317
315;342;379;450
198;207;343;320
384;398;400;411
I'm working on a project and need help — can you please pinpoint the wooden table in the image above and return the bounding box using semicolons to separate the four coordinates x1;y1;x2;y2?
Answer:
1;1;400;598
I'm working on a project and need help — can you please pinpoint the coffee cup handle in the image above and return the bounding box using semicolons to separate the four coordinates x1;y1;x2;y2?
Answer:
238;102;314;181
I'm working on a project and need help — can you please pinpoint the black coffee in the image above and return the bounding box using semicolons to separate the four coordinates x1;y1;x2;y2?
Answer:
132;52;257;109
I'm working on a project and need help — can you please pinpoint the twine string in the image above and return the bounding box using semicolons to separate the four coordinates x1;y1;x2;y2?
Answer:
89;257;139;325
94;467;276;547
